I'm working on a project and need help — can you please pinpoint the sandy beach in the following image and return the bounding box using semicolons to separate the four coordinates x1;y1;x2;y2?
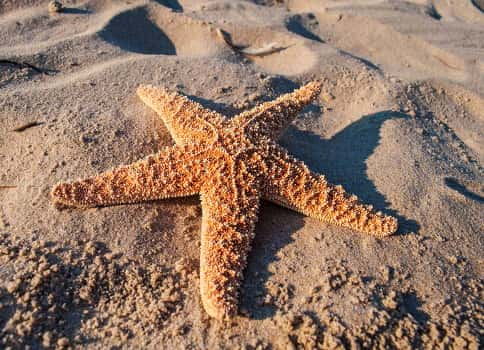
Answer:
1;0;483;348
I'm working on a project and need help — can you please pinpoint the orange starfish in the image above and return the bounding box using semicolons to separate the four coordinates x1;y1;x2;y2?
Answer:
52;82;397;319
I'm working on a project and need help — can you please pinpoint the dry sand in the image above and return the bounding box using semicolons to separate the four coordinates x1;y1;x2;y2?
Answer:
0;0;483;349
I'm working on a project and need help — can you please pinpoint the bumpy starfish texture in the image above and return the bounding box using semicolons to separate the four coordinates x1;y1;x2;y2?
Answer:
52;81;398;320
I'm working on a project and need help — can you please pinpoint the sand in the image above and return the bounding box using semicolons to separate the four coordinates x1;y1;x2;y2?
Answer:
0;0;483;349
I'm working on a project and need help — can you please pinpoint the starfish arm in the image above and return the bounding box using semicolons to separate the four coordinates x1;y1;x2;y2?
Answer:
199;161;260;319
233;81;321;140
137;85;226;145
261;145;398;237
51;145;208;208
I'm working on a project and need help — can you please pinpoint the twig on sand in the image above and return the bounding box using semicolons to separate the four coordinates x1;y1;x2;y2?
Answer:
240;43;287;57
12;121;44;132
216;28;239;49
0;59;54;75
216;28;288;57
0;186;17;189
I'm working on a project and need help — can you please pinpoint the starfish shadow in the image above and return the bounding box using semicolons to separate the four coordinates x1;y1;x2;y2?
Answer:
281;110;419;235
187;95;241;117
241;203;305;320
187;76;306;117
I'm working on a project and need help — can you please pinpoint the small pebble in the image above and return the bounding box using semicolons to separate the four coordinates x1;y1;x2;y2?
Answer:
57;337;69;347
48;1;63;13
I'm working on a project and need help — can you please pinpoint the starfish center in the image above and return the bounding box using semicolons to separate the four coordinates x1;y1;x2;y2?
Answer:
215;126;258;157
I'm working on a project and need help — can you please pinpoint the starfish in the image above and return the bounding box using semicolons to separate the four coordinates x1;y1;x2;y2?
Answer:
52;81;398;320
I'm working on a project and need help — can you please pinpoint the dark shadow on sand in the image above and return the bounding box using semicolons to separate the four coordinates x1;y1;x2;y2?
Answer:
187;95;241;117
154;0;183;12
187;76;314;117
99;7;176;55
241;204;305;320
62;7;91;14
340;50;381;71
285;15;324;43
471;0;484;12
444;177;484;203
